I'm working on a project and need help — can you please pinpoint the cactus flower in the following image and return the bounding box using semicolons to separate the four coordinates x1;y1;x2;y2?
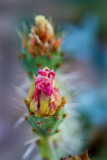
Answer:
28;67;64;117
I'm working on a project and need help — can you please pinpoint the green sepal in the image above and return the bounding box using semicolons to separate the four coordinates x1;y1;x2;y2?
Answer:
26;106;64;137
20;47;62;80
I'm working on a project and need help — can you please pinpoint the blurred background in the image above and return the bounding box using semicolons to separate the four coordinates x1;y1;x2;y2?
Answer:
0;0;107;160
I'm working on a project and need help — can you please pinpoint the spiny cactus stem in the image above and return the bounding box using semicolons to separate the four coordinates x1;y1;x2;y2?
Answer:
37;136;56;160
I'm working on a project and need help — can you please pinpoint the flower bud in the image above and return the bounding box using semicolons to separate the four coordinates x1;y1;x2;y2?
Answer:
35;15;54;42
26;15;61;57
28;67;64;117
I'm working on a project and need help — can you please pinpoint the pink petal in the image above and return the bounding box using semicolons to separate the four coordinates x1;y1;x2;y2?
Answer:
48;69;55;79
37;69;47;76
42;85;53;96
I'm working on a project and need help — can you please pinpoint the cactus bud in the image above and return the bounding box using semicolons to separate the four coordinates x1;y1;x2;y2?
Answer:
19;15;63;79
28;15;56;57
28;67;62;117
25;67;66;136
35;15;54;43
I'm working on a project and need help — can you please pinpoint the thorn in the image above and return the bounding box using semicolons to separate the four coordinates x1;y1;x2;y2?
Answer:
63;113;67;119
23;115;28;120
28;111;34;116
37;64;41;69
27;72;31;76
48;128;52;133
44;115;49;119
24;99;30;108
56;129;60;134
18;53;26;60
56;64;61;68
55;113;59;119
36;121;41;126
31;128;36;133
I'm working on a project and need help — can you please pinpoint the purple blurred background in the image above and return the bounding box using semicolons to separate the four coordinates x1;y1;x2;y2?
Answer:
0;0;107;160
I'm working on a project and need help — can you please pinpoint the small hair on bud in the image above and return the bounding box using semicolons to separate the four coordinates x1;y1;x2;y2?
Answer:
36;121;41;126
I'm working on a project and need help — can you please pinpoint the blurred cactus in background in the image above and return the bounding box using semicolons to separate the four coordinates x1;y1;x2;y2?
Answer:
18;15;63;79
61;13;99;63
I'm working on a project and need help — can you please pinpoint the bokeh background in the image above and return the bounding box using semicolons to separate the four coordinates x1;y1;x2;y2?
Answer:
0;0;107;160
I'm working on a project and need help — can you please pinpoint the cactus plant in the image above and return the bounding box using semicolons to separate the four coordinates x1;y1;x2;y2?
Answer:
18;15;63;80
15;15;93;160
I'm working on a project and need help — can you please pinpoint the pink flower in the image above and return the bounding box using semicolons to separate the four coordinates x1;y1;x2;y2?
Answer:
28;67;65;117
34;68;55;98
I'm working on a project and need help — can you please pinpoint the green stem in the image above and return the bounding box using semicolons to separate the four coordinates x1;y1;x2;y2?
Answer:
37;136;56;160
